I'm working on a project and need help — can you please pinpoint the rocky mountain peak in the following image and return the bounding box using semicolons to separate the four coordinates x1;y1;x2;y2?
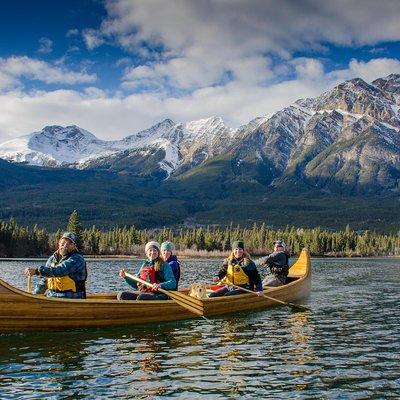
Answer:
316;78;389;109
32;125;98;145
373;73;400;95
152;118;175;130
1;73;399;193
314;76;398;127
184;116;230;136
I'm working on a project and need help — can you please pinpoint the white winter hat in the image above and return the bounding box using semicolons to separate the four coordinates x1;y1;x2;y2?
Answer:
145;241;161;253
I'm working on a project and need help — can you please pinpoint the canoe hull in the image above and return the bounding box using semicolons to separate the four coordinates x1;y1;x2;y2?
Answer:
0;249;311;331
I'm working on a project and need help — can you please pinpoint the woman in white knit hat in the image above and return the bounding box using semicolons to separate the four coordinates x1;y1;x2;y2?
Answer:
118;241;177;300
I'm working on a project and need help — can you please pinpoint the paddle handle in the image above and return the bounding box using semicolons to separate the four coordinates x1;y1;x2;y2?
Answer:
227;282;309;311
124;272;169;296
27;276;32;293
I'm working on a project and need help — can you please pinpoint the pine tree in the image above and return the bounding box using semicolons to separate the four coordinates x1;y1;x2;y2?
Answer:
66;210;83;250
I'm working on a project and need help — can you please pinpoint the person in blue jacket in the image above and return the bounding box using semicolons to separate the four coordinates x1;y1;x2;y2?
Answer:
24;232;87;299
160;241;180;288
118;241;176;300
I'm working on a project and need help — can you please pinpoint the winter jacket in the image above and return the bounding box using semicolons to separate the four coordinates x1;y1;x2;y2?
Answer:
217;257;263;292
124;259;177;291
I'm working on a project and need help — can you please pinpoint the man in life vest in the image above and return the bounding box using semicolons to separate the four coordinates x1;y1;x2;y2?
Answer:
24;232;87;299
209;240;263;297
256;240;290;287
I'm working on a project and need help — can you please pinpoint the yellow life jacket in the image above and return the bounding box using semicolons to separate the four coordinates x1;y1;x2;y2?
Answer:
47;276;77;292
225;262;249;286
46;255;86;293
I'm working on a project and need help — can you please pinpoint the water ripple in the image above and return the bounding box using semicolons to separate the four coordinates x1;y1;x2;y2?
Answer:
0;258;399;398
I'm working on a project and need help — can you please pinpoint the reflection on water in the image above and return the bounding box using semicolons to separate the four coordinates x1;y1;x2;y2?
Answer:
1;257;400;398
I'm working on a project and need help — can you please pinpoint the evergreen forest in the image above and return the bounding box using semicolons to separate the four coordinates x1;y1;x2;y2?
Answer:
1;212;399;258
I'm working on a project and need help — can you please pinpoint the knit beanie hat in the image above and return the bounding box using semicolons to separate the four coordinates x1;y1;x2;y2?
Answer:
145;241;161;253
61;232;77;245
161;241;174;252
231;240;245;250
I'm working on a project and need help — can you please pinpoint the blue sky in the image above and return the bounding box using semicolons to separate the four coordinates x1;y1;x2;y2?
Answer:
0;0;400;141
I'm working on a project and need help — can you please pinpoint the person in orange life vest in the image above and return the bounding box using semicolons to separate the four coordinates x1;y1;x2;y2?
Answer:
160;241;181;288
24;232;87;299
208;240;263;297
118;241;176;300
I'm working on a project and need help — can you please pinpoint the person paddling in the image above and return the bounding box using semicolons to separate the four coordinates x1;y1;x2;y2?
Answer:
24;232;87;299
209;240;263;297
118;241;176;300
256;240;290;287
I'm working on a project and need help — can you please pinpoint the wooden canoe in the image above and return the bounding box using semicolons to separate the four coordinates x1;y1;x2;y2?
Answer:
0;248;311;332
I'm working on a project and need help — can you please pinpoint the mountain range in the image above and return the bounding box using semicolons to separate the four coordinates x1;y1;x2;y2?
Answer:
0;74;399;231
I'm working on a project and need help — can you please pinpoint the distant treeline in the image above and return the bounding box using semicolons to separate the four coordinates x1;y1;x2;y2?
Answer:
1;215;399;257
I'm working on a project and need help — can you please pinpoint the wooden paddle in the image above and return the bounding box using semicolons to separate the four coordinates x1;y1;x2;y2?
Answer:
27;276;32;293
224;282;310;312
124;272;204;316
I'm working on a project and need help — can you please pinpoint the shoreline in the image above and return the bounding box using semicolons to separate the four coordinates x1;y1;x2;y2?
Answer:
0;254;399;261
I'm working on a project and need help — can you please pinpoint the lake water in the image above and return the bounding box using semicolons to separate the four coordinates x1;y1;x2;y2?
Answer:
0;257;399;399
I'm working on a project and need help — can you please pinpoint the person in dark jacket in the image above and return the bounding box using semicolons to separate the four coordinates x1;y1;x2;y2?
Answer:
160;241;180;288
118;241;176;300
24;232;87;299
256;240;290;287
209;240;263;297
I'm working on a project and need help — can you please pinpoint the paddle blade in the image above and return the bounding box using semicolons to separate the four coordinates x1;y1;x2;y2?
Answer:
167;291;205;316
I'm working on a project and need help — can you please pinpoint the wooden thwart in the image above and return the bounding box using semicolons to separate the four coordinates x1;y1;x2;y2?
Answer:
124;272;204;316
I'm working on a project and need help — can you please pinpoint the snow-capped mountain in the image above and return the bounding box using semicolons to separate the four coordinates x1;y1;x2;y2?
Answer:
0;125;119;166
78;116;241;177
0;116;239;176
0;73;399;193
228;74;400;193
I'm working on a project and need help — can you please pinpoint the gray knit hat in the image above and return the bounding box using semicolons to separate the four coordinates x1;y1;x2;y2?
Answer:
61;232;77;245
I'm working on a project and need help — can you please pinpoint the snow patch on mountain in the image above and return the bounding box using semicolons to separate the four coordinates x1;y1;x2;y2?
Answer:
153;138;180;176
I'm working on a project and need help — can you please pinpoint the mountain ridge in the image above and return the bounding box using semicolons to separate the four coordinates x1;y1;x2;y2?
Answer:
0;73;399;196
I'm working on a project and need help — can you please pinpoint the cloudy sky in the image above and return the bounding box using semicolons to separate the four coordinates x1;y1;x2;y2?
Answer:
1;0;400;142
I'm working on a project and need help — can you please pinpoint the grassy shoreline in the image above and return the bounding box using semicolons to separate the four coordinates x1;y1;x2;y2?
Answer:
2;253;398;260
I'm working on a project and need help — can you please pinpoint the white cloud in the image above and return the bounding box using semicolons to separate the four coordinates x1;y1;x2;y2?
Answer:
0;64;330;141
37;37;53;54
291;58;325;81
1;1;400;144
82;28;105;50
0;70;18;90
66;28;79;38
327;58;400;83
95;0;400;91
347;58;400;82
0;56;398;143
115;57;131;67
0;56;97;90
